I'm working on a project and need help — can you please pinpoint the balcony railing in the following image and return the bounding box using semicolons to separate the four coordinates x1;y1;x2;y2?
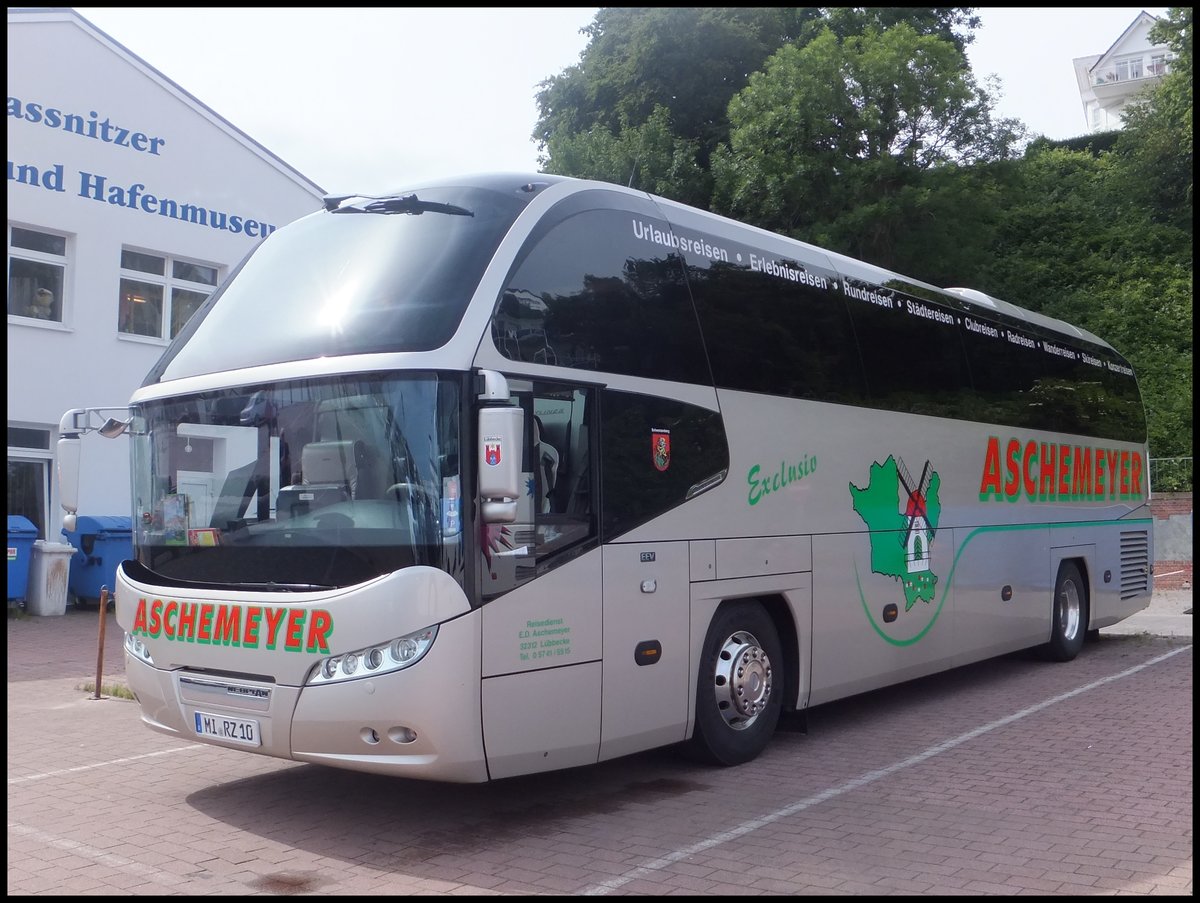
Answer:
1092;57;1173;87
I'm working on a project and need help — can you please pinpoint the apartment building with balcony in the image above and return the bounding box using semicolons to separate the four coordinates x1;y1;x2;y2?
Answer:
1073;10;1173;133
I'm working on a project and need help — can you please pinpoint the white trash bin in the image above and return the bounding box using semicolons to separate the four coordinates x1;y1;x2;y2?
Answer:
27;540;76;616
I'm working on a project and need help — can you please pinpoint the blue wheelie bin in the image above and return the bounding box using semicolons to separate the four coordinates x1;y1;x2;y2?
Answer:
7;515;38;605
61;515;133;607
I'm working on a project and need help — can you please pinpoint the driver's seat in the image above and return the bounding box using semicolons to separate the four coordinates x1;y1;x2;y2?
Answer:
276;440;357;519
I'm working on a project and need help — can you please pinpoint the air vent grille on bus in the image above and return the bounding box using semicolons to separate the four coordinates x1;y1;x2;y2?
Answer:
1119;530;1151;599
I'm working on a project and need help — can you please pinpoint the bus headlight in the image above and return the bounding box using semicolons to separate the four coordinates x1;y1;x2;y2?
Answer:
307;625;438;685
125;632;154;666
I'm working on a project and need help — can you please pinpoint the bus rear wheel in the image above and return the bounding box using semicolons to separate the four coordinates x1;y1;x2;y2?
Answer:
686;600;782;766
1040;561;1088;662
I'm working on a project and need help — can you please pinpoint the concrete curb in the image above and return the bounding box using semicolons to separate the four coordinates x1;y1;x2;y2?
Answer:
1100;589;1192;638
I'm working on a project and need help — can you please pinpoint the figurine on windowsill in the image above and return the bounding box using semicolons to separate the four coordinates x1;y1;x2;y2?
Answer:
28;287;54;319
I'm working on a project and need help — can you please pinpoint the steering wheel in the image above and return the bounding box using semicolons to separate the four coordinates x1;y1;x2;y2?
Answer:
386;483;434;506
315;512;354;531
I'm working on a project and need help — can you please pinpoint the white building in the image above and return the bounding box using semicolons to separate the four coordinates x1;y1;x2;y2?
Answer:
7;8;325;541
1073;10;1173;133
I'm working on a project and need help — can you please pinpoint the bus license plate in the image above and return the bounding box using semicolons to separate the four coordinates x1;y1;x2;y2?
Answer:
194;711;260;747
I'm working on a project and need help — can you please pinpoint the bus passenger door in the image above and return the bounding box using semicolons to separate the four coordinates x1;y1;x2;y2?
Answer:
480;379;605;780
599;541;691;761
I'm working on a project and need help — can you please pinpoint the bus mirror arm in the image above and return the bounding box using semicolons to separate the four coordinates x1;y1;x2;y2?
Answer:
56;406;132;531
476;371;523;524
476;369;510;403
58;406;132;438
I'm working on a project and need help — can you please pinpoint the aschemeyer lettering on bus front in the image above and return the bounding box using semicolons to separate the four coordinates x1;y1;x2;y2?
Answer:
129;598;334;653
979;436;1145;502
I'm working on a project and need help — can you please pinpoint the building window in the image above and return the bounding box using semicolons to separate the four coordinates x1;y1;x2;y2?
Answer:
8;426;53;539
1115;58;1143;81
1149;54;1169;76
118;249;219;340
7;225;68;323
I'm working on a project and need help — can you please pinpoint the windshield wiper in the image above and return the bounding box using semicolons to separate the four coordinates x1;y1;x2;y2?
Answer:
324;193;474;217
126;561;336;593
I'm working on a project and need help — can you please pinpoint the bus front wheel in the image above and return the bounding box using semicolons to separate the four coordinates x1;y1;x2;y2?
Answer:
686;600;783;766
1040;561;1088;662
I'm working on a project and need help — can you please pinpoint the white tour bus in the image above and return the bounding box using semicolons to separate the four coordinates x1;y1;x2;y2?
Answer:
59;173;1153;783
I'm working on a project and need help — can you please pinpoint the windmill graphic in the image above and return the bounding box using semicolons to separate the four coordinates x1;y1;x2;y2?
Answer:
897;458;933;574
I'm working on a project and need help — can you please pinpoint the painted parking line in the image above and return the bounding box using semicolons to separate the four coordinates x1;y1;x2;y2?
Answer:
7;744;203;786
583;645;1192;895
8;821;194;891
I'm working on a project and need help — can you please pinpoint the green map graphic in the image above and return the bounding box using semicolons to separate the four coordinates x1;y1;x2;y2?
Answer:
849;456;942;611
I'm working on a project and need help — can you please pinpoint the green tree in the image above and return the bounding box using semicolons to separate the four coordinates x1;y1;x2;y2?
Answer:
539;105;711;206
809;7;981;54
533;8;810;171
711;24;1023;266
1113;7;1192;230
533;7;983;183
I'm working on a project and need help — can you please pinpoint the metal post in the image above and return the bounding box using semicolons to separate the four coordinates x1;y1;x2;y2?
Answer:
94;586;108;700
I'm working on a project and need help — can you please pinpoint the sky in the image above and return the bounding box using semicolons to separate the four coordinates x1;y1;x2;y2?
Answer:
71;7;1167;196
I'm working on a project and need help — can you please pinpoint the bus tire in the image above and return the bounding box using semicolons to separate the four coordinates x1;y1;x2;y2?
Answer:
686;600;783;766
1041;561;1088;662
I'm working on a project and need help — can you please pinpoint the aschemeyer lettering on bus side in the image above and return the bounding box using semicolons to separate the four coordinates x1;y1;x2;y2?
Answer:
979;436;1145;502
129;599;333;653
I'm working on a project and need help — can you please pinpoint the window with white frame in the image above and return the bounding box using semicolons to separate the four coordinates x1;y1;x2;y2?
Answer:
118;249;219;340
8;425;53;539
8;224;68;323
1115;58;1144;81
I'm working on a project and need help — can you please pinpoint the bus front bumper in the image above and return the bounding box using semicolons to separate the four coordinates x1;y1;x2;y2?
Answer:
122;614;489;783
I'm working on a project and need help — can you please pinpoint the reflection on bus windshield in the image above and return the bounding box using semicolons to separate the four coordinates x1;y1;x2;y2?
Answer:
130;373;463;589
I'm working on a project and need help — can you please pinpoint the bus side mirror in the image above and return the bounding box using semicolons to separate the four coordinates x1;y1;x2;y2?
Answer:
55;406;131;533
57;434;81;531
477;371;523;524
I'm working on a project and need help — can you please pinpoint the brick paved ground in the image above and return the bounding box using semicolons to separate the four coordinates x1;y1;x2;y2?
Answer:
7;599;1192;896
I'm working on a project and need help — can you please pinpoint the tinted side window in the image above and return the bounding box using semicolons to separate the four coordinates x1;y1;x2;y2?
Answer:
1096;353;1146;442
960;314;1048;428
844;281;973;418
600;389;728;541
683;245;866;404
961;313;1146;442
494;200;710;385
1025;331;1145;442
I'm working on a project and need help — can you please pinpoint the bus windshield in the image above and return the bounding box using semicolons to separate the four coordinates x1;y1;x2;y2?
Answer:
147;184;531;384
128;372;464;592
